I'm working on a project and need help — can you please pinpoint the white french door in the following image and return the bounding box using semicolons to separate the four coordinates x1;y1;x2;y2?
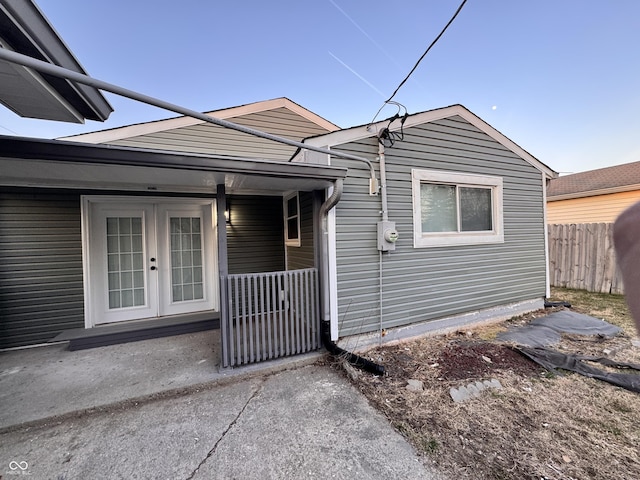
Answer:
85;198;217;326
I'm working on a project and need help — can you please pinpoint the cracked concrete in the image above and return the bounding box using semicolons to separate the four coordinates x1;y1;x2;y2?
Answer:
186;381;264;479
0;330;321;430
0;375;261;479
0;365;447;479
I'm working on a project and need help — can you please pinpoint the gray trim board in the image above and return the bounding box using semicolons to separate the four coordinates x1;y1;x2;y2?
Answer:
339;299;545;352
0;136;348;183
53;313;220;351
0;136;348;195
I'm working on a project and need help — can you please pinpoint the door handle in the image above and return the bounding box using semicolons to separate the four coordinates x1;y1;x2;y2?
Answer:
150;266;157;271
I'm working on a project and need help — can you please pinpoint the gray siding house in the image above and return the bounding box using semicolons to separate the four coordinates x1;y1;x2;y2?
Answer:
296;106;557;344
0;0;557;368
1;101;557;366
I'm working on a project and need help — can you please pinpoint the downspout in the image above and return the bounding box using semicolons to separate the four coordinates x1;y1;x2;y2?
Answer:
319;179;385;375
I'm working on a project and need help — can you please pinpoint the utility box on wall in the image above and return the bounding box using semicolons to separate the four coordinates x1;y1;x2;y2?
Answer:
377;221;398;251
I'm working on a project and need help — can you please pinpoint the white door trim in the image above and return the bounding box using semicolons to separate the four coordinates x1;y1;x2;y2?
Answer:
81;195;219;328
156;202;217;316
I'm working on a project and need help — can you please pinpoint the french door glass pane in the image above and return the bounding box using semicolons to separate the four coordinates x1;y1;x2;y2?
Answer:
420;184;457;232
460;187;492;231
170;217;204;303
106;217;145;309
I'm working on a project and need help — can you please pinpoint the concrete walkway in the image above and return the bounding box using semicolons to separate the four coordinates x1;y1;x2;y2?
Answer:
0;329;318;429
0;331;447;479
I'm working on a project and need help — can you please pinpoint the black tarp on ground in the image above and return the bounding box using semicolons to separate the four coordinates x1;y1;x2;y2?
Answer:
496;311;621;347
497;310;640;392
514;346;640;393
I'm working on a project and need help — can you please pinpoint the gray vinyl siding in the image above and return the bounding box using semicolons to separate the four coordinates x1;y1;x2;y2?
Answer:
107;108;330;161
286;192;315;270
0;191;84;348
331;115;547;336
226;195;285;274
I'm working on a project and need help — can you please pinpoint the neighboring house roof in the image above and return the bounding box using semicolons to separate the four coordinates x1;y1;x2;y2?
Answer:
298;104;557;179
0;0;112;123
59;97;339;143
547;160;640;200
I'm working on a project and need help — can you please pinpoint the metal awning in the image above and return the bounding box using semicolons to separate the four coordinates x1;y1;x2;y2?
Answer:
0;136;347;194
0;0;112;123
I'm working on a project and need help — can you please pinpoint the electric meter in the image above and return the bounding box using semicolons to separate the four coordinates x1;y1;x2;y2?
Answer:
377;221;398;251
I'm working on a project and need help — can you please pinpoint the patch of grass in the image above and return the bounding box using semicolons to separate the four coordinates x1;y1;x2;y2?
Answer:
346;287;640;480
550;287;635;335
474;323;508;341
423;438;439;453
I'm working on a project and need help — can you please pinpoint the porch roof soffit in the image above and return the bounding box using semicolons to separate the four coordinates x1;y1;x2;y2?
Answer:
0;0;112;123
298;104;558;179
0;136;347;194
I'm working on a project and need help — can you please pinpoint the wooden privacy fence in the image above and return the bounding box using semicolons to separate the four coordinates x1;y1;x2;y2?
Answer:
548;223;624;294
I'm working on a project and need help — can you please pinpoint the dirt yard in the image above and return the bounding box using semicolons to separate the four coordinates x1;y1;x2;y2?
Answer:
339;288;640;480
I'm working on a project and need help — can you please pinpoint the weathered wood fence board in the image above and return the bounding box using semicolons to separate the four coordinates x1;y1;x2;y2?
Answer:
548;223;624;294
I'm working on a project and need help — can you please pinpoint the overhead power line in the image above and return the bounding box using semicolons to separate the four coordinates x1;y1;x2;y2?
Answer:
370;0;469;124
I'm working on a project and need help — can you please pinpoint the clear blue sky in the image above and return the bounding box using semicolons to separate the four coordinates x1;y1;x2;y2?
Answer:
1;0;639;174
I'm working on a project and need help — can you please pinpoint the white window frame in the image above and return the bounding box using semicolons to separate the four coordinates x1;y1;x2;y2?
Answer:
412;169;504;248
284;192;301;247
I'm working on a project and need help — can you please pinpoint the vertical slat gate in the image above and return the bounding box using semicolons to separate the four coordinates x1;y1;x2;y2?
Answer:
220;268;320;367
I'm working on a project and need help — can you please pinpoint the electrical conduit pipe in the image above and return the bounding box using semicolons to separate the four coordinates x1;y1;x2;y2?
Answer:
319;179;385;375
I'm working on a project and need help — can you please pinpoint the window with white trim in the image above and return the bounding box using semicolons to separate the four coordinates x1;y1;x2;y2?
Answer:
284;192;301;247
412;169;504;247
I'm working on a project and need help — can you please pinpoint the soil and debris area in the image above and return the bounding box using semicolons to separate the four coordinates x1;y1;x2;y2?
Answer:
340;292;640;480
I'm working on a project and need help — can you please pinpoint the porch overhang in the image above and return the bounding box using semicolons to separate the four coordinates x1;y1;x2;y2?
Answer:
0;135;348;194
0;0;113;123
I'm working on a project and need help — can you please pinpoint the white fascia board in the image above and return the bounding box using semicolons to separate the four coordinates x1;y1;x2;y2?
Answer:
542;171;551;298
59;97;339;144
280;98;340;132
303;105;558;179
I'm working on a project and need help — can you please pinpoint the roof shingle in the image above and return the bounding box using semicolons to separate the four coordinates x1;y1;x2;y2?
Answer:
548;161;640;198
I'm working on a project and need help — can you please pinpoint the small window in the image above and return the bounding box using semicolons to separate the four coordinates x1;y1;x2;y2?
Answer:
412;169;504;247
284;192;301;247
